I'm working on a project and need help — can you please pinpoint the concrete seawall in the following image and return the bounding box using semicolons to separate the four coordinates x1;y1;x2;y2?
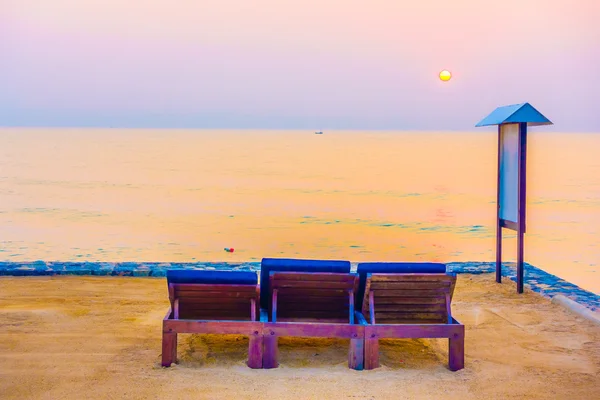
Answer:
551;295;600;326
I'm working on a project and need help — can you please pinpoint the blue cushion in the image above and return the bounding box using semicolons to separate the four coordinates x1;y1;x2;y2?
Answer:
356;262;447;310
260;258;351;309
166;269;258;285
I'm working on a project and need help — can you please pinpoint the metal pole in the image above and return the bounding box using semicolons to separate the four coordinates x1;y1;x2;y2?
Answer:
517;228;524;293
496;125;502;283
516;122;528;293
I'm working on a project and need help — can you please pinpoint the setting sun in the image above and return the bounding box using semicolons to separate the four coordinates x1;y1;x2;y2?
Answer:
439;70;452;81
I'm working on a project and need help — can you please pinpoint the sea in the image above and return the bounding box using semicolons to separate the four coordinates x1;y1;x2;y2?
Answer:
1;128;598;294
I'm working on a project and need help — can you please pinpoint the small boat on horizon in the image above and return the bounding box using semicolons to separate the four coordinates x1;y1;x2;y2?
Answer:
315;131;323;135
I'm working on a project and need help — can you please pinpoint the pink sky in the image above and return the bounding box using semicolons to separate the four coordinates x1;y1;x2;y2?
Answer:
1;0;599;130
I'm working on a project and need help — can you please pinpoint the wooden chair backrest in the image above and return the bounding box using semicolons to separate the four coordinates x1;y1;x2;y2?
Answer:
170;283;258;321
362;273;457;324
269;272;358;323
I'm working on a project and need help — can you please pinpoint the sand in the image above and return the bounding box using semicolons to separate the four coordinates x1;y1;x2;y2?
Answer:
0;274;599;400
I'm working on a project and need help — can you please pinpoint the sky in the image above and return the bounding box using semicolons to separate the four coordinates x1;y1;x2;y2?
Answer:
1;0;599;131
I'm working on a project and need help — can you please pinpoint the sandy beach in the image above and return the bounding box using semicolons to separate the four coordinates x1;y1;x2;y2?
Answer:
0;274;598;400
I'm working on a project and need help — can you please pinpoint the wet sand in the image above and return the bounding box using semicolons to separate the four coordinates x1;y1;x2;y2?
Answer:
1;274;599;400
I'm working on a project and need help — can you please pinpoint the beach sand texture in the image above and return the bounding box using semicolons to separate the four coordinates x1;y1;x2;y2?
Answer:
1;274;598;400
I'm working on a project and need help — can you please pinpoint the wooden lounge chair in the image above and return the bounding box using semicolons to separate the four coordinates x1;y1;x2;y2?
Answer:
162;269;263;369
356;262;465;371
259;258;364;370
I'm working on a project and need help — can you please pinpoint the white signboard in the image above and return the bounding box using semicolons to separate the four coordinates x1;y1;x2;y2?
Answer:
499;124;519;224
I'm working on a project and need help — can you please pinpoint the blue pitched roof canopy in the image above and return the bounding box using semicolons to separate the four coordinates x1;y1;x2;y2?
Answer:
475;103;553;127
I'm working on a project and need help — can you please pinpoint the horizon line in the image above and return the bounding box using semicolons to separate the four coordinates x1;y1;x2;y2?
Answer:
1;125;597;134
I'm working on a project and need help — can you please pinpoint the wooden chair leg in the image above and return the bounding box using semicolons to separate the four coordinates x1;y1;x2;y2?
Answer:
247;330;263;369
349;337;364;370
262;333;279;369
364;334;380;370
171;332;178;363
161;332;177;367
448;329;465;371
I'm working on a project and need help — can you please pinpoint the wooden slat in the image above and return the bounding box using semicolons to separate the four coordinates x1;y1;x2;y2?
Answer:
264;322;363;339
177;304;250;314
277;287;350;296
180;295;254;303
276;317;349;323
275;288;351;316
373;297;445;305
375;318;444;324
176;291;257;301
370;282;451;290
362;278;372;317
270;273;355;323
175;291;256;299
349;288;355;324
163;320;262;334
369;290;376;324
276;294;350;306
271;289;278;322
270;288;348;297
370;274;454;282
449;280;457;301
374;304;446;312
175;291;258;301
270;273;357;282
369;273;458;301
374;289;449;297
276;310;348;318
178;308;251;316
277;303;348;312
180;302;251;311
179;302;251;309
277;292;350;306
272;281;355;290
179;316;253;321
178;312;252;321
168;284;175;303
250;298;256;322
173;284;257;292
366;323;463;338
177;296;256;304
277;309;348;318
375;311;445;319
174;299;180;319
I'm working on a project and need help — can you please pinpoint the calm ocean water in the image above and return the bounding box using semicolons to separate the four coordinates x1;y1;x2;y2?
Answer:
1;128;599;294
